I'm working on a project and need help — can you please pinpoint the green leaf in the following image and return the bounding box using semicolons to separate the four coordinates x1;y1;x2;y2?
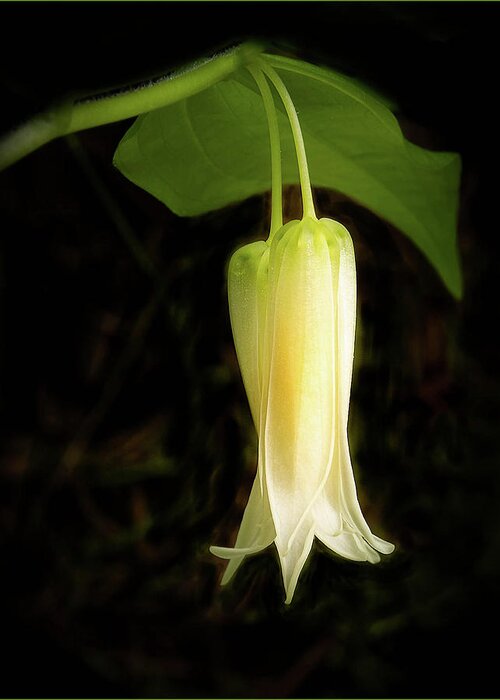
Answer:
114;54;462;298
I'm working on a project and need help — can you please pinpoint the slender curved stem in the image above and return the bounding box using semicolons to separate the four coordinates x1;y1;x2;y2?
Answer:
247;64;283;240
257;59;316;220
0;42;264;172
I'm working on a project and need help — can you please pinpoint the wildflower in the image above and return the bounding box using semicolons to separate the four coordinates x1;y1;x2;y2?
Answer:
211;215;394;603
210;60;393;603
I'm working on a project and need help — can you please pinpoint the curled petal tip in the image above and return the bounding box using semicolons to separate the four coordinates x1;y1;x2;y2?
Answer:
209;543;268;559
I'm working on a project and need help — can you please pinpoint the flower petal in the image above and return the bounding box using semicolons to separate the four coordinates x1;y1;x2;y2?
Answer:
316;528;381;563
227;240;269;431
209;473;275;584
280;523;316;604
263;218;338;590
318;219;395;557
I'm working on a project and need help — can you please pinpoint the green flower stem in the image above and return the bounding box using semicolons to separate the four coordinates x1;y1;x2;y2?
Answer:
258;60;317;221
247;65;283;240
0;42;264;172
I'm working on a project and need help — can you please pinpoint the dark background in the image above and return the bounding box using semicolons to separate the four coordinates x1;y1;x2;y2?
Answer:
1;2;499;698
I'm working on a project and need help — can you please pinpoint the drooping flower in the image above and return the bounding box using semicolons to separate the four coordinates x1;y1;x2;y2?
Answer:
210;215;394;603
211;59;393;603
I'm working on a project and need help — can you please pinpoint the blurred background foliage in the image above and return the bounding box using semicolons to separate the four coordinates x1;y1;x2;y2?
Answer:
0;3;499;698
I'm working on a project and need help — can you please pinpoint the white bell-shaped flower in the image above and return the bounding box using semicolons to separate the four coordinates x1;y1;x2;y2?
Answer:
211;216;394;603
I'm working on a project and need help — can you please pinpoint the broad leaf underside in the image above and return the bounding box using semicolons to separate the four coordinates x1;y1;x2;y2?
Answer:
114;54;462;298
